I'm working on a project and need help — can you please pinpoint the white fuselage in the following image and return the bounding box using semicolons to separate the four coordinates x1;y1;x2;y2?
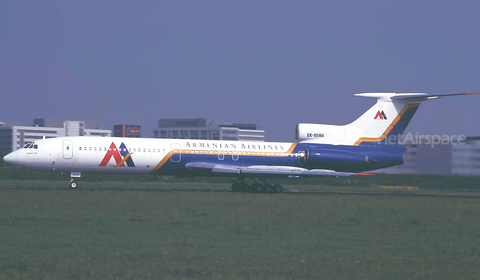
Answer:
5;136;298;175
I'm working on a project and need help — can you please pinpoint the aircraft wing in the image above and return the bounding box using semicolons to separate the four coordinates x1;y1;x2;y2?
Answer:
185;162;358;177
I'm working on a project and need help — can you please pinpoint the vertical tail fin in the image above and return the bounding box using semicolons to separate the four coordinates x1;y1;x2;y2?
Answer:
350;92;477;145
349;93;419;145
296;92;477;146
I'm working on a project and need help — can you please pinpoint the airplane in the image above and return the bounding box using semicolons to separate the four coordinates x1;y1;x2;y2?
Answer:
3;92;478;193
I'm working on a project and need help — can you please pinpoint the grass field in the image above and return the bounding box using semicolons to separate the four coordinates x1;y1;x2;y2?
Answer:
1;169;480;279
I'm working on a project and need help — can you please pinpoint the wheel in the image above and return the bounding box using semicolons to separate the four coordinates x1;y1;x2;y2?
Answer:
273;184;283;193
231;183;241;192
252;184;263;193
263;184;273;193
69;180;78;189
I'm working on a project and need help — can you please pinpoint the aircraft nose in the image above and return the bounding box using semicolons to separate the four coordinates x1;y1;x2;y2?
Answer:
4;151;19;166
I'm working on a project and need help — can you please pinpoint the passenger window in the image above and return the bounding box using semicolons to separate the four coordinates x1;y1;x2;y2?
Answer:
89;147;92;151
79;147;82;151
94;147;97;151
33;145;38;149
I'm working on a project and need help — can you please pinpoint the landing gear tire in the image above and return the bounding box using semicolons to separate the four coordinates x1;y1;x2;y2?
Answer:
231;183;241;192
69;180;78;189
263;184;273;193
252;184;263;193
273;184;283;193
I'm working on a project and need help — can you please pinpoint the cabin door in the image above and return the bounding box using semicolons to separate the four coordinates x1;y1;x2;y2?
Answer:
170;143;181;162
62;140;73;159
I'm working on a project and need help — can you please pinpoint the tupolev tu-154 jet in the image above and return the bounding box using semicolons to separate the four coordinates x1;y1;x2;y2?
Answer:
3;92;478;192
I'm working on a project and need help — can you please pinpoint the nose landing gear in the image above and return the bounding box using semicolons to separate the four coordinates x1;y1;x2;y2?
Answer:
69;179;78;189
69;172;81;189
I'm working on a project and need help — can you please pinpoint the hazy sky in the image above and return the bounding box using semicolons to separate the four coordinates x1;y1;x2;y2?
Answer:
1;0;479;141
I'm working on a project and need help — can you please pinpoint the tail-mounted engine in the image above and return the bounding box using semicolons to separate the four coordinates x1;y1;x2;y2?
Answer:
296;124;325;142
302;148;372;170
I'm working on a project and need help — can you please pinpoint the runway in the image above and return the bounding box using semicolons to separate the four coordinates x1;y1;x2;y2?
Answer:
3;186;480;199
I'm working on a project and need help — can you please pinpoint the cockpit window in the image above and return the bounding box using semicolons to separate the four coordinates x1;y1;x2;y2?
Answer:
22;142;38;149
23;142;33;149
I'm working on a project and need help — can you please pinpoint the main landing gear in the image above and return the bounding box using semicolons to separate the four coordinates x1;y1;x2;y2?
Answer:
230;179;283;194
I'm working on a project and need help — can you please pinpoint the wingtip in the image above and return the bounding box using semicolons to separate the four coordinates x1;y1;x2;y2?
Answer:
462;92;479;95
357;173;375;176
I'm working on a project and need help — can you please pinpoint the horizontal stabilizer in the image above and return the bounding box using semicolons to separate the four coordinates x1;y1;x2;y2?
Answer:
355;92;479;102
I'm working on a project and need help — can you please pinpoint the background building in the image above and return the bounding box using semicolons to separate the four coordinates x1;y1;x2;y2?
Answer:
376;136;480;176
114;125;141;138
0;119;111;153
153;118;264;141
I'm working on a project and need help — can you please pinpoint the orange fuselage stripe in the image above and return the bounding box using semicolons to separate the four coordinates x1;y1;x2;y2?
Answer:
148;143;298;174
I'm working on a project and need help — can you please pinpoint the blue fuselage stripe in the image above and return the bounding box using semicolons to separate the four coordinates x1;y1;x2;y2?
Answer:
154;143;405;175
